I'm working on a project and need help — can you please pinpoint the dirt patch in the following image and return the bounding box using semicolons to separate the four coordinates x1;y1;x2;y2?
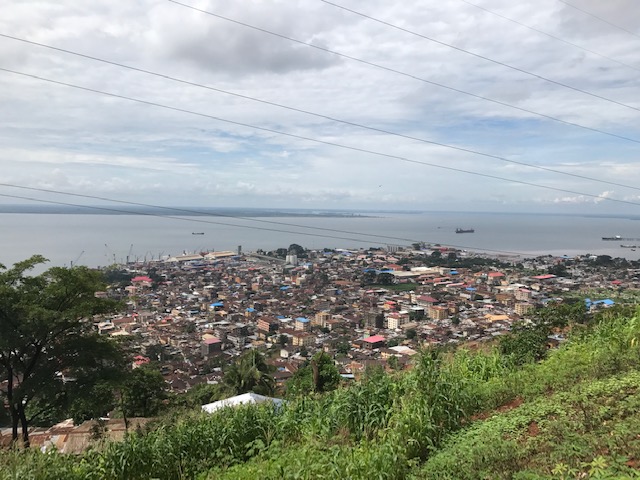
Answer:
527;421;539;437
626;458;640;469
471;397;524;421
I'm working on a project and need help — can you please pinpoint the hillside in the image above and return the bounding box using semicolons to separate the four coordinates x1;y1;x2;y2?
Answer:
2;307;640;479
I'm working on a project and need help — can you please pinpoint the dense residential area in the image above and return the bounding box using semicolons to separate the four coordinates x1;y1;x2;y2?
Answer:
95;244;632;393
2;246;640;478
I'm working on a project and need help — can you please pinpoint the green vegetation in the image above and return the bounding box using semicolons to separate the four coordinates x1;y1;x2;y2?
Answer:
0;256;124;446
222;349;275;396
3;297;640;477
286;351;341;396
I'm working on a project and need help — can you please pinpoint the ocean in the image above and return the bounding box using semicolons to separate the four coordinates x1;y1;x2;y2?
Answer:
1;211;640;269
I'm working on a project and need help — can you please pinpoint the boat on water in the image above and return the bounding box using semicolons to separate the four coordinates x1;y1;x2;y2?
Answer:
620;244;637;248
192;232;205;235
455;228;475;234
602;235;622;240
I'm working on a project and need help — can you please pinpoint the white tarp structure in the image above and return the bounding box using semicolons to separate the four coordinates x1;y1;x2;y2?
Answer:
201;392;286;414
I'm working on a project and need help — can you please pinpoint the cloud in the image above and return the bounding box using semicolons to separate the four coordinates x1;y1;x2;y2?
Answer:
1;0;639;213
552;190;615;204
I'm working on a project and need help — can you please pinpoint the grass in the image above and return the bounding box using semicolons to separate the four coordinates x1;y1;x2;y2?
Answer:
3;308;640;479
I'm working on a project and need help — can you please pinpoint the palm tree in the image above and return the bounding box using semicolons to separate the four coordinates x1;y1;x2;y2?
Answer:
223;350;275;396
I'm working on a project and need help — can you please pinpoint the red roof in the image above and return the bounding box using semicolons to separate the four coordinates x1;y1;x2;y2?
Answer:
487;272;505;277
532;274;556;280
363;335;386;344
203;337;221;344
417;295;438;303
132;276;153;283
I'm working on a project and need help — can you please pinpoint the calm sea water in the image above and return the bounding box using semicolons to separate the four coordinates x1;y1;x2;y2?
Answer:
1;212;640;269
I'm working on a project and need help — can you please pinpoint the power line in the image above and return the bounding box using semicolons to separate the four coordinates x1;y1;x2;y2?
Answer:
319;0;640;114
0;183;421;244
0;192;407;246
2;66;640;209
166;0;640;119
556;0;640;40
0;192;531;256
2;34;640;192
458;0;640;73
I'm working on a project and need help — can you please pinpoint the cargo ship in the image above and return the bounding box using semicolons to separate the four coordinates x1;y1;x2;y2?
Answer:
602;236;622;240
455;228;475;234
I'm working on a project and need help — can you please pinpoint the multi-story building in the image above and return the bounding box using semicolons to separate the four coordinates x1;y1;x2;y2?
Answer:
313;311;331;327
295;317;311;331
428;305;448;321
515;303;534;316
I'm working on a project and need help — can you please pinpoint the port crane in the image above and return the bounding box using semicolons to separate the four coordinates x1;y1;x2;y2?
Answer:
104;244;116;265
70;251;84;268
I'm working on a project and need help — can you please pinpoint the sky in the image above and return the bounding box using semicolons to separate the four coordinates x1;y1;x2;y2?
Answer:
1;0;640;214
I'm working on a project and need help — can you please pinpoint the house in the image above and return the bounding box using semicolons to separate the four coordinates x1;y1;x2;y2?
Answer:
362;335;385;349
294;317;311;332
201;335;222;356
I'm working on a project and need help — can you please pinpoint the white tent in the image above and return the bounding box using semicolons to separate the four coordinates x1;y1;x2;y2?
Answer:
201;392;286;414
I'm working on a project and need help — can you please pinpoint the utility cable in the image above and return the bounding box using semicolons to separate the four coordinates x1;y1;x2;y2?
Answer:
167;0;640;118
0;183;422;244
2;33;640;191
319;0;640;114
0;192;408;246
458;0;640;73
0;192;531;256
556;0;640;40
2;67;639;209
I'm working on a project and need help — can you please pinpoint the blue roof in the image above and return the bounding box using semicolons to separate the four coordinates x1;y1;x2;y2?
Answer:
466;287;476;291
246;308;256;312
588;298;615;306
210;302;224;307
450;270;459;275
295;317;310;323
276;315;286;319
280;286;290;290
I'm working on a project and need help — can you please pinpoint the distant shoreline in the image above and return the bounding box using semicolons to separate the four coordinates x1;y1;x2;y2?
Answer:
0;205;375;218
1;205;640;221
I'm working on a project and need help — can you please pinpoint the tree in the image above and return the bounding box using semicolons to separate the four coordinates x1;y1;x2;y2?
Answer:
361;270;377;286
387;337;400;347
376;272;395;285
0;256;124;446
287;352;340;396
499;321;550;366
120;365;168;418
336;340;351;355
387;355;400;371
223;350;275;396
405;329;417;340
288;243;306;257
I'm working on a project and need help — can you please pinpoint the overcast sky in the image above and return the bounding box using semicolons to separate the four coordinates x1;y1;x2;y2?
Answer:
1;0;640;213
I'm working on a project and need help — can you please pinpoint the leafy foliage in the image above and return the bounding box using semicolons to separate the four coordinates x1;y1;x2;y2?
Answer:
0;256;124;446
223;349;275;396
286;352;340;396
3;307;640;479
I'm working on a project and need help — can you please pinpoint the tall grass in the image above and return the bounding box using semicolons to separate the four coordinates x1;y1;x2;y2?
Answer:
3;308;640;479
